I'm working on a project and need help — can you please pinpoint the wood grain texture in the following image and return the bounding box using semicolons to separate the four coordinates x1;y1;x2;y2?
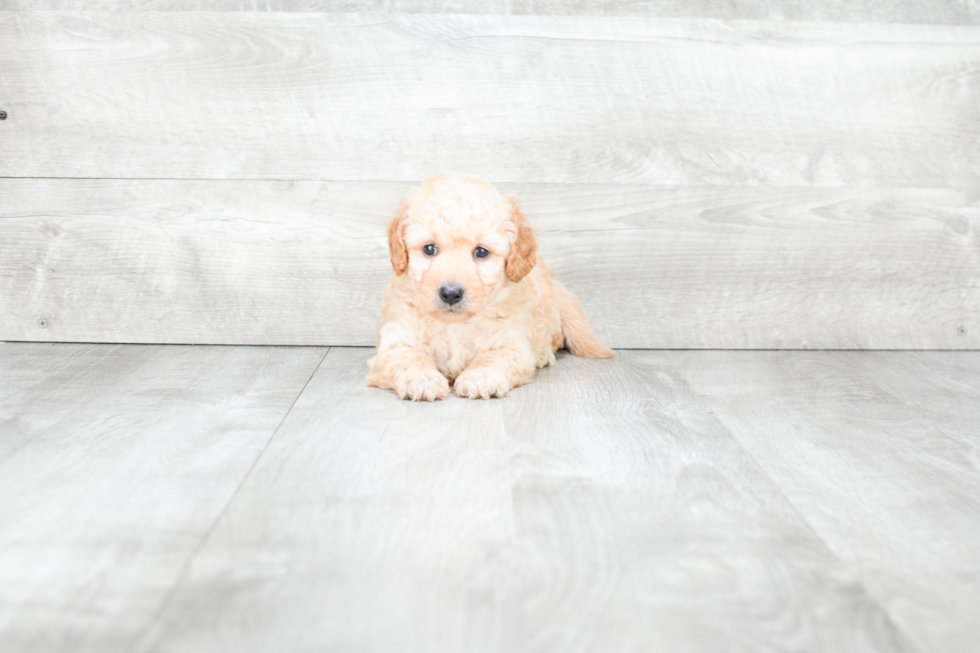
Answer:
2;0;979;24
2;179;976;348
135;348;916;653
4;345;979;651
667;350;980;653
496;351;915;653
836;351;980;466
0;179;399;346
0;342;326;653
135;346;517;653
1;12;979;185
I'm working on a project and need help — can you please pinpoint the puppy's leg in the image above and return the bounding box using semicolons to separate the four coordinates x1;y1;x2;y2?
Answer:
368;346;450;402
453;344;536;400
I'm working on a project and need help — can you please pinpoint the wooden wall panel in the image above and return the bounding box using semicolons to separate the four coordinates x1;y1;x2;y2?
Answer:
1;179;976;349
2;7;977;349
1;12;979;186
0;180;397;346
2;1;979;24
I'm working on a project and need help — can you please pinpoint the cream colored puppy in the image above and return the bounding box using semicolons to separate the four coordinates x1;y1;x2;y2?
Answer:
367;174;614;401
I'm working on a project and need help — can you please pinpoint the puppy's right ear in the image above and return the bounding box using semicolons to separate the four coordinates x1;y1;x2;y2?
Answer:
387;200;409;275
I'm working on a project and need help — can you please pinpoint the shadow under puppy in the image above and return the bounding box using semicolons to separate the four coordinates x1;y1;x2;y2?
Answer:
367;173;614;400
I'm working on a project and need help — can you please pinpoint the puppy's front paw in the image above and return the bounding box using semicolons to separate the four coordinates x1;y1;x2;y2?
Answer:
453;369;511;400
396;369;450;402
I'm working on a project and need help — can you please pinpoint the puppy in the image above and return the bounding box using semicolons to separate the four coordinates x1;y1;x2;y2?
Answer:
367;174;614;401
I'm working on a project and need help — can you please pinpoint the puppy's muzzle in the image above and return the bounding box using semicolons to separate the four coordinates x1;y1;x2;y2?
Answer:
438;284;465;306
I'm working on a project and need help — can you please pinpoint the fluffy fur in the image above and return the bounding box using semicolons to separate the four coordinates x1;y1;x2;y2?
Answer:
367;173;614;401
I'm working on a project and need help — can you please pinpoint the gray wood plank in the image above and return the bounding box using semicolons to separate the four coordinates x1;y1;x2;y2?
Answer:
667;350;980;653
0;179;397;346
136;348;916;653
2;179;976;349
497;351;917;653
1;12;978;186
837;351;980;465
135;346;517;653
0;341;160;459
0;342;326;653
2;1;978;24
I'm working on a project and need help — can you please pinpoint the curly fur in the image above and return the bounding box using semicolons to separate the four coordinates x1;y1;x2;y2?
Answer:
367;173;614;400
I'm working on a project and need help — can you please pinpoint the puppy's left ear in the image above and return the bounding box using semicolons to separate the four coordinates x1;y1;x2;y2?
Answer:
387;199;409;275
504;194;538;283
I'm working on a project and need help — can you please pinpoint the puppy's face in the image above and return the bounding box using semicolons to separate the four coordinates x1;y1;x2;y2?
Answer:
387;175;537;323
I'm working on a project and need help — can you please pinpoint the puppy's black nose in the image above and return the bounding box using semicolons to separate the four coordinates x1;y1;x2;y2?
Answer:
439;284;465;306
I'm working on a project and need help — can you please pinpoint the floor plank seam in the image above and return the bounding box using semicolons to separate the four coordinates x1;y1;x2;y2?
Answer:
128;346;330;651
846;356;976;451
669;364;929;653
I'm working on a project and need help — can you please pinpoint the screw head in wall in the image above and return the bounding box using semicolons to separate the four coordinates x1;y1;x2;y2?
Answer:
38;319;48;329
958;326;968;336
0;110;7;120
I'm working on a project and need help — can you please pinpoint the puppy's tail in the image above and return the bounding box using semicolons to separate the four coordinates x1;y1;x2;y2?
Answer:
555;280;615;358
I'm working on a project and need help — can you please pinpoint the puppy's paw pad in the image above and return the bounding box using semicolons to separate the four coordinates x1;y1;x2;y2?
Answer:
398;370;450;402
453;370;510;400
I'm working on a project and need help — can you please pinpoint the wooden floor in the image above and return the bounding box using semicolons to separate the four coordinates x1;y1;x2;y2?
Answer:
1;343;978;653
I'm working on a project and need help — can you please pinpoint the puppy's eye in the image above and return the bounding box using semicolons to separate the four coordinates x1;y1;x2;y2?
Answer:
422;244;438;256
473;247;490;259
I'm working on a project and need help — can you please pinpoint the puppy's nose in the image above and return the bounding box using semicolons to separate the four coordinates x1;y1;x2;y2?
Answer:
439;284;465;306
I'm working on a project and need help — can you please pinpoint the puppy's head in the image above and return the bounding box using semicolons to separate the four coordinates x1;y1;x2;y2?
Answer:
386;174;537;322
